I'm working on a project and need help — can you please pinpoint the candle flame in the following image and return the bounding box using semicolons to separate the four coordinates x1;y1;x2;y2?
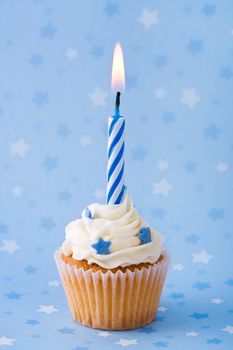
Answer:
111;42;125;92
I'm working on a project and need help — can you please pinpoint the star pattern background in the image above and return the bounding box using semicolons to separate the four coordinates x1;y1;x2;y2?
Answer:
0;1;233;349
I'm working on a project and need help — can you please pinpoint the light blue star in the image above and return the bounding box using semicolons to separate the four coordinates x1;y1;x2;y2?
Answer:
72;347;89;350
90;45;104;58
204;123;221;140
139;227;151;244
220;66;233;80
186;233;200;243
57;124;71;137
193;282;211;290
5;291;22;300
40;22;57;39
152;207;166;219
184;161;197;173
57;327;76;334
33;91;49;107
225;278;233;286
207;338;223;344
25;319;40;326
209;207;224;221
42;156;58;171
153;341;169;348
104;1;119;17
162;111;175;124
187;38;204;54
202;4;216;17
190;312;208;319
30;54;44;67
91;237;111;255
24;265;38;274
131;146;147;161
153;55;167;69
58;190;72;202
40;217;56;231
169;292;184;300
0;222;9;234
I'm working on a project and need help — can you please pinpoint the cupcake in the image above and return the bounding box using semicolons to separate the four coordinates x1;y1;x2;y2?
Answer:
55;190;170;330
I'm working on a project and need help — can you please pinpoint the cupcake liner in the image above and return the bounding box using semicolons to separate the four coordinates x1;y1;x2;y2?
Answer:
54;250;170;330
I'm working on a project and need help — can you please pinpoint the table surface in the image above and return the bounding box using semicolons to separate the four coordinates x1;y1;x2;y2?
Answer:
0;1;232;349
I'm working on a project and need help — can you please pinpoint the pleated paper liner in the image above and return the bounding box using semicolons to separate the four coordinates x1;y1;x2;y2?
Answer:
54;250;170;330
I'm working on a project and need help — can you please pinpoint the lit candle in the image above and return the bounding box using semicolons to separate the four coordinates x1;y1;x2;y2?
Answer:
106;43;126;204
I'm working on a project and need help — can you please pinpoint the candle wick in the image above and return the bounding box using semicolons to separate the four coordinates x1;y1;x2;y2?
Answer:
115;91;121;109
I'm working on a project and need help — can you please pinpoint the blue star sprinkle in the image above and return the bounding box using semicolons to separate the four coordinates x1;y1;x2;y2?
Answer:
207;338;223;344
225;278;233;286
193;282;211;290
138;326;157;334
84;207;93;219
153;341;169;348
0;222;9;235
91;237;111;255
190;312;208;319
24;265;38;274
40;217;56;231
139;227;151;244
208;207;224;221
57;327;76;334
5;291;22;300
169;292;184;300
25;319;40;326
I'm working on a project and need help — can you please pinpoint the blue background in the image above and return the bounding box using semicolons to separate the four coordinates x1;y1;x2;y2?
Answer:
0;0;233;349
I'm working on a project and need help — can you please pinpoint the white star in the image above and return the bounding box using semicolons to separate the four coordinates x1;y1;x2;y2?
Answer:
154;88;166;99
48;280;60;287
173;263;185;271
0;336;16;346
11;185;24;197
10;138;30;157
157;160;169;171
139;9;158;29
65;48;78;60
37;305;59;314
98;331;111;337
216;162;228;173
153;178;173;197
222;325;233;334
89;87;108;107
0;240;21;254
115;338;138;347
80;135;91;147
192;250;213;264
158;306;167;312
186;331;199;337
94;188;105;201
211;298;224;304
180;88;201;108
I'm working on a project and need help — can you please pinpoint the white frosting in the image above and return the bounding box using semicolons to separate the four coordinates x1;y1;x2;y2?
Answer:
61;192;163;269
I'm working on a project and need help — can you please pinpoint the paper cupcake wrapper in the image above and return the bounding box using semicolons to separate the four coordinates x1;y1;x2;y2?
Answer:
54;250;170;330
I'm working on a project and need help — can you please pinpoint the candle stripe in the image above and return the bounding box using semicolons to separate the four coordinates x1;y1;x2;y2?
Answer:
114;184;126;204
108;119;125;158
109;116;120;136
107;143;124;181
106;163;124;203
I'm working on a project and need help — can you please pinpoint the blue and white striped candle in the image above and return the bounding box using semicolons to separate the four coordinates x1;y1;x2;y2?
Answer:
106;93;125;204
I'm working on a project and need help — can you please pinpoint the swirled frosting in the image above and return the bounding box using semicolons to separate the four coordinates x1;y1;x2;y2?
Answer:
61;192;163;269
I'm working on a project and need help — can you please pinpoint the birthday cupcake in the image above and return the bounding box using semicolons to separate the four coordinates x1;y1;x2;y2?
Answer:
55;190;169;330
55;43;169;330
